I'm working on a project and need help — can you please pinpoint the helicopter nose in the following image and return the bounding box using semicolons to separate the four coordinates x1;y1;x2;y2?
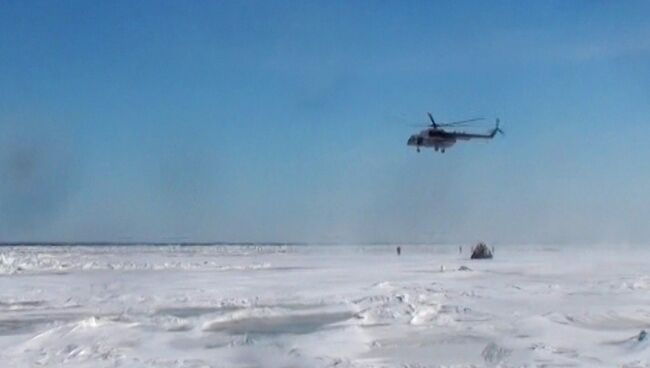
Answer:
407;135;416;145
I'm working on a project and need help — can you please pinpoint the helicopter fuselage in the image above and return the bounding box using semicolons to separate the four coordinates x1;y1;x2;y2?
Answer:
407;128;496;153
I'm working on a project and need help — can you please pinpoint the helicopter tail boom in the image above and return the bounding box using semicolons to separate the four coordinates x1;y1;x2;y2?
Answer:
454;119;503;140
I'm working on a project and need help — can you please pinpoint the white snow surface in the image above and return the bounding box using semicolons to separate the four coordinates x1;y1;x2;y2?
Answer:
1;244;650;367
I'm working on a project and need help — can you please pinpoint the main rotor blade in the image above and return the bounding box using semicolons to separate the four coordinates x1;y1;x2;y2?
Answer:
427;112;435;125
437;122;476;128
438;117;485;127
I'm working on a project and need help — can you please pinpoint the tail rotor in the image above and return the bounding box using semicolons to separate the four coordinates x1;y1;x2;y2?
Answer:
489;118;504;138
494;118;504;136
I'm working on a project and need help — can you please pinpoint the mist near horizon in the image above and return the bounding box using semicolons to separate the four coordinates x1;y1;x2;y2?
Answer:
1;1;650;244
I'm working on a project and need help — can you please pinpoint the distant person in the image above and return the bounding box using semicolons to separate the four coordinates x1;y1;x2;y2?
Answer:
396;246;401;256
459;245;462;254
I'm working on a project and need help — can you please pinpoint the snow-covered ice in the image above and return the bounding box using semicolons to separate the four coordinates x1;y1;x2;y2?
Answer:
1;244;649;367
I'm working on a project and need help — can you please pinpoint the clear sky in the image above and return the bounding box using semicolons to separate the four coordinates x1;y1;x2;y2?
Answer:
1;1;649;244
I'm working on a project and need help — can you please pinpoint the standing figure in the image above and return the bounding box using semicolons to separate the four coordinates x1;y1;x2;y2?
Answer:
396;246;401;256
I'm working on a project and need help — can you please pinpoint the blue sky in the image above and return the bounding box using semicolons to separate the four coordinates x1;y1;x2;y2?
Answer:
1;1;650;243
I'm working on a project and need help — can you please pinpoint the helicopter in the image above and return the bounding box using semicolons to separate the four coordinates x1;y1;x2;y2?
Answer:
407;113;503;153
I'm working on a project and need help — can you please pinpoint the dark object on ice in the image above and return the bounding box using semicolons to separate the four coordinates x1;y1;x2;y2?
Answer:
396;246;401;256
458;265;472;271
639;330;647;341
481;342;511;364
471;242;493;259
